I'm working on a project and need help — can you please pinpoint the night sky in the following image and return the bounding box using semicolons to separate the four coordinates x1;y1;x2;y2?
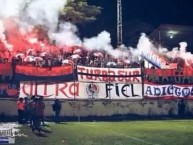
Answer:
84;0;193;47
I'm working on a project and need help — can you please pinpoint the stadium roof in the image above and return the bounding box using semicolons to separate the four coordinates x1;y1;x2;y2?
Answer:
149;24;193;52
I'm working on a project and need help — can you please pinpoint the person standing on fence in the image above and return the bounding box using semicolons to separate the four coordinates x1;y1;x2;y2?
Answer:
52;99;62;123
17;97;24;124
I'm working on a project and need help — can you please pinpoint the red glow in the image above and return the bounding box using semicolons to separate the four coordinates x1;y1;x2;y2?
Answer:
0;18;77;61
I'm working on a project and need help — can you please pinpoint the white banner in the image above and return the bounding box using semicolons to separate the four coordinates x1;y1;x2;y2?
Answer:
79;82;142;99
19;82;79;99
144;84;193;98
20;81;143;99
77;66;142;83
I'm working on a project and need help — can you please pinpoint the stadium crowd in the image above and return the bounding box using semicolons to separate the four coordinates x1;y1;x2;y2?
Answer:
0;48;142;68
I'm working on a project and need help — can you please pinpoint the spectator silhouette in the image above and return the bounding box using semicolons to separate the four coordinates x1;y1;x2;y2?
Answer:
39;96;45;125
178;98;186;117
24;97;30;124
28;96;35;127
17;98;24;124
52;99;62;123
31;97;41;132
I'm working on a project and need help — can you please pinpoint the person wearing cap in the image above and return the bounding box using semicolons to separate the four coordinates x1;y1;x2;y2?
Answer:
17;97;24;124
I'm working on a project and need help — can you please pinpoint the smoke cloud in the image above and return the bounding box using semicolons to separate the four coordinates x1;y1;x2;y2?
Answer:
50;22;82;47
83;31;129;58
83;31;112;51
0;0;192;67
129;33;193;67
25;0;66;29
0;20;13;51
0;0;67;28
0;0;25;18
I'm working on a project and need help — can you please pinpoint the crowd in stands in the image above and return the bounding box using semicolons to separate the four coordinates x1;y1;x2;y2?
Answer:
0;48;142;68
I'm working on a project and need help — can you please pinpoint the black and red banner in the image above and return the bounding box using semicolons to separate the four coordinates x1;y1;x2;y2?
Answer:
0;63;13;82
144;68;193;100
145;68;193;84
15;65;77;81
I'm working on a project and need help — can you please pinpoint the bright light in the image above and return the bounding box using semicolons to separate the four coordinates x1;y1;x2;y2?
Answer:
167;30;178;39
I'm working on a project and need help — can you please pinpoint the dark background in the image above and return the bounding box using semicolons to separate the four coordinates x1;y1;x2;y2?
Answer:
79;0;193;50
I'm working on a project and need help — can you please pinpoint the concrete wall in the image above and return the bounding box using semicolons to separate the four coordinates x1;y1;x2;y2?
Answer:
1;99;193;119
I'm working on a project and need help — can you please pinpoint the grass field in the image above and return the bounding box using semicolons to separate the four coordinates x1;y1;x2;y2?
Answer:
15;120;193;145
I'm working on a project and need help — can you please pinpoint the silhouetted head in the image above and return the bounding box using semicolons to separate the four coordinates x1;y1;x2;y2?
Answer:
39;96;44;100
31;96;35;100
19;98;23;102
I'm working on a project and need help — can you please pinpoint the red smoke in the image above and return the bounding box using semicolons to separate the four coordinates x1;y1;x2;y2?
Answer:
0;18;75;60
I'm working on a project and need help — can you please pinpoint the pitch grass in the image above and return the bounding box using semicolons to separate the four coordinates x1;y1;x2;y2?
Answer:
15;120;193;145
